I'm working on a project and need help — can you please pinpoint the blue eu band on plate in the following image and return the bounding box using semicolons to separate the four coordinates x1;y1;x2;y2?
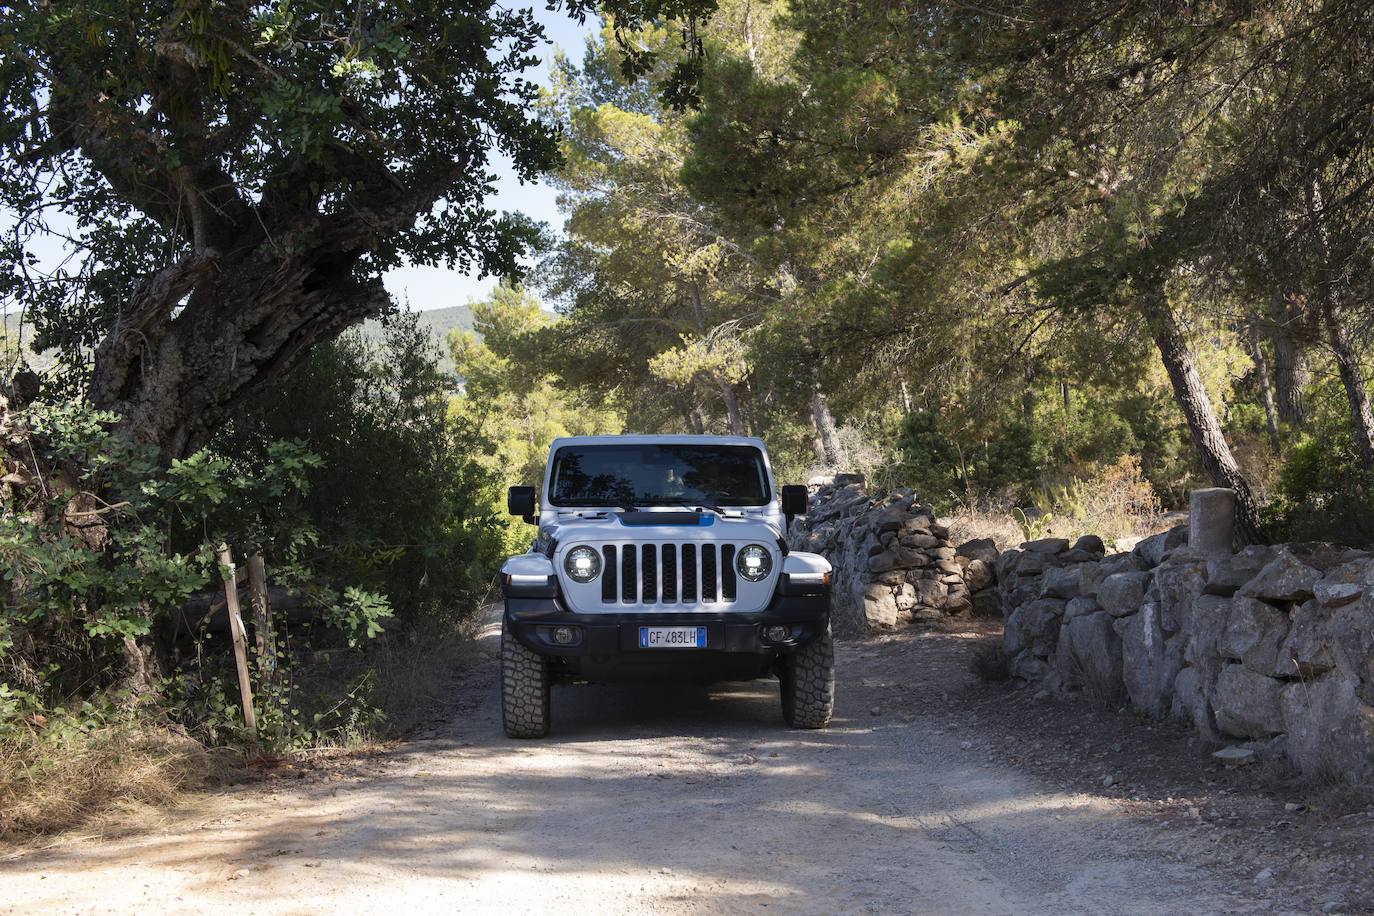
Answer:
639;626;707;649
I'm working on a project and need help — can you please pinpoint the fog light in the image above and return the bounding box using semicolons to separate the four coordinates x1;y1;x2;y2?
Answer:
553;626;577;645
763;625;790;642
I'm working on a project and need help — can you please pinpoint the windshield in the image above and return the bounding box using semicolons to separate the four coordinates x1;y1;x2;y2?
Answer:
547;443;771;507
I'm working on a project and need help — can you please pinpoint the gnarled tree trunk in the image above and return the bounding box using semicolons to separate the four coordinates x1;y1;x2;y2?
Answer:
89;242;391;459
1139;287;1263;544
811;384;841;466
1268;289;1309;427
1246;324;1282;454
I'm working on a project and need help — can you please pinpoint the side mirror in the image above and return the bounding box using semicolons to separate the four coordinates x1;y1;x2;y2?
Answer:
781;485;808;530
508;486;537;524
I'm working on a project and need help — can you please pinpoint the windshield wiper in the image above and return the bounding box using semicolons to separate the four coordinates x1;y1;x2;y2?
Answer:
654;499;727;516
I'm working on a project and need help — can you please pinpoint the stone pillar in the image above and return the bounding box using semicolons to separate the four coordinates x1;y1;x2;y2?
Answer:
1189;488;1235;557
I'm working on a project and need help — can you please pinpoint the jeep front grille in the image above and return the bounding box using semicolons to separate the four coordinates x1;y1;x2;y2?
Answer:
596;543;739;605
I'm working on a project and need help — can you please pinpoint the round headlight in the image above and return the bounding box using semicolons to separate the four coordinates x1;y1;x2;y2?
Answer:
736;544;773;582
564;545;602;582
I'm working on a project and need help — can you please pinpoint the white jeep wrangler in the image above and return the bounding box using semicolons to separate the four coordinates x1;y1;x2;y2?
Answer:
499;435;835;737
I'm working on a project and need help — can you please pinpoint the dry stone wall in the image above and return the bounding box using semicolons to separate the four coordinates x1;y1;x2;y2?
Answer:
790;477;999;633
999;526;1374;784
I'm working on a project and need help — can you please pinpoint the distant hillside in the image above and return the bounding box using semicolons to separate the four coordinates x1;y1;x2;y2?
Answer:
1;305;477;378
1;311;55;372
358;304;477;373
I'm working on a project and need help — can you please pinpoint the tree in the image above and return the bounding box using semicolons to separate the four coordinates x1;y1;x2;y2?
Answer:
448;284;620;522
0;0;727;461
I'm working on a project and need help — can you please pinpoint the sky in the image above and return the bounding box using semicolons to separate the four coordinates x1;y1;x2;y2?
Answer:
384;8;596;312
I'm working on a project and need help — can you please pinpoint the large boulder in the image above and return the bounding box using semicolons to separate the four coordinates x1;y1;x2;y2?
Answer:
1133;527;1185;568
1183;595;1233;666
1079;552;1145;599
1072;534;1106;557
1040;565;1083;599
1023;537;1070;555
912;578;947;608
1281;674;1374;784
1004;598;1067;658
956;538;1000;565
1204;545;1274;597
1314;562;1365;608
1281;598;1374;700
962;559;994;592
1171;665;1222;742
1098;571;1151;617
1151;555;1208;633
868;545;926;573
1237;548;1321;604
1211;665;1285;738
1218;596;1291;676
1063;596;1101;621
1059;611;1123;696
1116;599;1186;716
861;583;900;628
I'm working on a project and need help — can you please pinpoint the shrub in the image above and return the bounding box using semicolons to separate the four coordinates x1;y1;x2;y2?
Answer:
219;313;507;626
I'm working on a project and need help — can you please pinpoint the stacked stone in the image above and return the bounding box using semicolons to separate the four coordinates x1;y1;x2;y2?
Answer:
998;529;1374;784
789;476;998;632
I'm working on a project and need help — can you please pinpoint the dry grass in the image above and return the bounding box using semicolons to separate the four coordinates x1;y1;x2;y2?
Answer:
944;458;1175;552
367;619;486;735
0;720;213;843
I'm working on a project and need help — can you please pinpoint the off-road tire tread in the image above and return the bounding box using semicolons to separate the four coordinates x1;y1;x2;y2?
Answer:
781;623;834;728
502;624;550;738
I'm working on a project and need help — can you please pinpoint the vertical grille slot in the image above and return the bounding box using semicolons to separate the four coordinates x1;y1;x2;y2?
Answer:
701;544;718;603
621;545;637;602
720;544;737;601
601;546;618;602
661;544;677;603
681;544;697;603
641;544;657;603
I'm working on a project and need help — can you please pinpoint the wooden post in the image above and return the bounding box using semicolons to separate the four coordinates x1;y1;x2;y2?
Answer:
218;544;257;736
247;554;277;689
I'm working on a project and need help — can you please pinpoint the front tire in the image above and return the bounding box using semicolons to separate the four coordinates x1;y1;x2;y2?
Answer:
501;623;550;738
780;623;834;728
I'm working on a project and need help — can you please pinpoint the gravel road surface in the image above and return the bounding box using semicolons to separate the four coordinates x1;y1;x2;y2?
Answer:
0;613;1287;914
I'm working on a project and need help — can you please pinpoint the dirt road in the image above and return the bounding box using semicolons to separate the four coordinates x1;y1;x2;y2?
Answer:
0;616;1310;914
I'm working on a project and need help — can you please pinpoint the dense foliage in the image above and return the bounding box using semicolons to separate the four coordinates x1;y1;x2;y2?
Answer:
512;2;1374;544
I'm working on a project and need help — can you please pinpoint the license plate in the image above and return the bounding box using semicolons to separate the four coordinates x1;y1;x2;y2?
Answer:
639;626;707;649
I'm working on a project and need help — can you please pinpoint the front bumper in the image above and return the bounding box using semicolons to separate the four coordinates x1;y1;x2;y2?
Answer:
503;588;830;659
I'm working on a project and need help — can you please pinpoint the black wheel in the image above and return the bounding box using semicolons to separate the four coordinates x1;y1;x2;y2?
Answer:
501;623;550;738
780;623;835;728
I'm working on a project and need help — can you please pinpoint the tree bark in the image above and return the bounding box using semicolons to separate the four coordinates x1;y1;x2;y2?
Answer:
1139;288;1263;544
1268;289;1309;427
1307;180;1374;469
1247;324;1282;454
811;384;841;466
1317;295;1374;469
89;240;391;459
715;374;747;436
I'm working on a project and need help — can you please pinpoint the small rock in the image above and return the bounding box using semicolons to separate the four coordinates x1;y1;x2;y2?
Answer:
1023;537;1071;555
1102;774;1117;787
960;741;973;750
1253;868;1274;884
870;706;882;716
1284;802;1305;813
230;868;252;880
1212;745;1257;765
1322;901;1345;914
